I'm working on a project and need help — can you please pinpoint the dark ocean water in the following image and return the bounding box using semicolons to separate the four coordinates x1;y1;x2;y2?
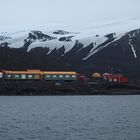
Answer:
0;95;140;140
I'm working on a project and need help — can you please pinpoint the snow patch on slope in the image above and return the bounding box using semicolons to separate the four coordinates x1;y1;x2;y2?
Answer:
129;41;137;58
28;39;76;53
0;30;29;48
83;33;123;60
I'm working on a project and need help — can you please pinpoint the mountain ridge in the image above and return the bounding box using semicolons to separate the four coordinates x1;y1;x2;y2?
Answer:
0;19;140;79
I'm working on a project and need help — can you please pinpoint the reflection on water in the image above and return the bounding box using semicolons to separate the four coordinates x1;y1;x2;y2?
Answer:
0;95;140;140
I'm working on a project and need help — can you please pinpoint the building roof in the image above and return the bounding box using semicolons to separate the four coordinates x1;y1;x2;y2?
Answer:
4;70;42;74
3;70;77;75
43;71;77;75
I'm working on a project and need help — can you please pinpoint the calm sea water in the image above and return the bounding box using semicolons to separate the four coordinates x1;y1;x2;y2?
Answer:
0;96;140;140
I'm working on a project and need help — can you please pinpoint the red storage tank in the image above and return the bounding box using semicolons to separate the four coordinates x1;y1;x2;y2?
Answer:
102;73;128;83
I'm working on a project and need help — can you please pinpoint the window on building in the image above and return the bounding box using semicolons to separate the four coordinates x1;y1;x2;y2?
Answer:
8;75;11;78
21;74;26;79
28;75;32;78
65;75;70;78
15;75;19;78
53;75;57;78
59;75;63;78
46;75;51;78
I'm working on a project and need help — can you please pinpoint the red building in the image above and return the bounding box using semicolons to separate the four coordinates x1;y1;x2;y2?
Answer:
102;73;128;83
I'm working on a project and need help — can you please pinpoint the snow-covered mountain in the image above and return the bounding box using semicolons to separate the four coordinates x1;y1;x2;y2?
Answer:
0;19;140;79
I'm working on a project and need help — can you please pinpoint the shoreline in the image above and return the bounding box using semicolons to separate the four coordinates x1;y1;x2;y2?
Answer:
0;90;140;96
0;80;140;96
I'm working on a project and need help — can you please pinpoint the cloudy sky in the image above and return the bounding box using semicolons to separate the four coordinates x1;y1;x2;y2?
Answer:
0;0;139;27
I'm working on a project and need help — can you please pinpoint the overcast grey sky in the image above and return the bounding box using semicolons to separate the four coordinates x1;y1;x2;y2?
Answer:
0;0;139;27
